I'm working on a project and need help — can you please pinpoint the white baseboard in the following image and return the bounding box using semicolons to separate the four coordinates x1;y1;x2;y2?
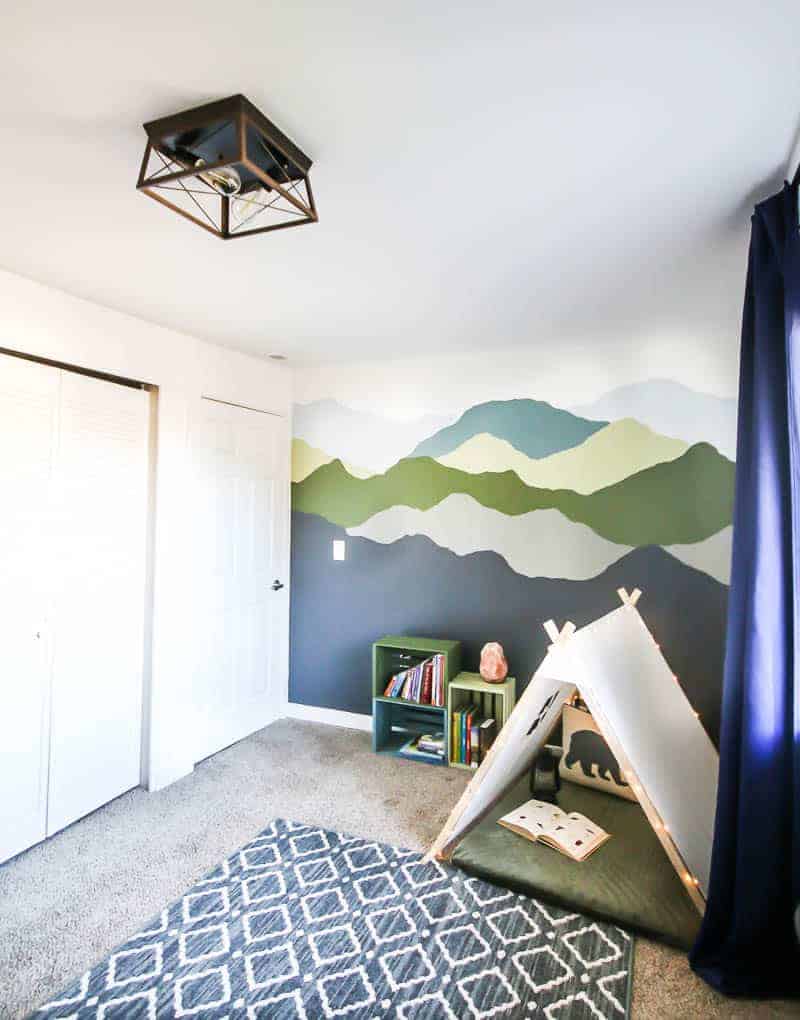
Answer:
284;702;373;732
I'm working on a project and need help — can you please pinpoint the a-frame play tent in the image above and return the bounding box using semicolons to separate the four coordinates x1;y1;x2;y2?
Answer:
427;589;719;946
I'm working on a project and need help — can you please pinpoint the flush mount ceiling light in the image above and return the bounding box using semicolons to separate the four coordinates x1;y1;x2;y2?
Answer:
136;94;316;240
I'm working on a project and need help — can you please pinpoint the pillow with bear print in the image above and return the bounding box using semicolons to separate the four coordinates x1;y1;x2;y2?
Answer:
559;703;637;802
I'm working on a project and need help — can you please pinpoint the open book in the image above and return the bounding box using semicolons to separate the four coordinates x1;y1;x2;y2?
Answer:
498;798;610;862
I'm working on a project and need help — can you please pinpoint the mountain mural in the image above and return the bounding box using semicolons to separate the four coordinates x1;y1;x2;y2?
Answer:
290;511;727;746
667;527;733;586
291;438;370;484
436;418;688;493
293;399;454;473
290;376;736;734
571;380;738;460
347;494;733;585
410;399;607;459
293;443;734;545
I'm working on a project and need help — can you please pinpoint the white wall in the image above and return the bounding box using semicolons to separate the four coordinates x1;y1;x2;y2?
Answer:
0;268;291;790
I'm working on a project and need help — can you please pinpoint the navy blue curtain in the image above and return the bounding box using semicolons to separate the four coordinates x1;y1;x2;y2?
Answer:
689;181;800;996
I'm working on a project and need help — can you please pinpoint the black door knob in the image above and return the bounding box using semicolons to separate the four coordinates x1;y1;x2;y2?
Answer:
271;580;284;591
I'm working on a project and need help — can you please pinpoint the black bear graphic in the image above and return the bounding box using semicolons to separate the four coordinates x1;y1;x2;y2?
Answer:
565;730;628;787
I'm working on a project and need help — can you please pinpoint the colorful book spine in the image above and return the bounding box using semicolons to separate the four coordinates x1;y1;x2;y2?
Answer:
421;660;432;704
385;653;450;708
469;714;484;769
434;654;444;706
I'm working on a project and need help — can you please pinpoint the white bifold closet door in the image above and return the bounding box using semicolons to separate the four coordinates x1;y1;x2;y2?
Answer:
46;370;149;835
193;397;280;762
0;357;60;862
0;354;149;862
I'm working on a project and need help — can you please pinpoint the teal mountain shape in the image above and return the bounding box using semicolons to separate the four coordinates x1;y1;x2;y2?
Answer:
410;399;607;460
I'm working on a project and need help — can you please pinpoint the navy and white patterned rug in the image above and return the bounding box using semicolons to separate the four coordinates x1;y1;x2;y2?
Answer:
34;819;633;1019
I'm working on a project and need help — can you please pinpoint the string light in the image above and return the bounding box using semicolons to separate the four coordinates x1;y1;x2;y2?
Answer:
619;756;686;887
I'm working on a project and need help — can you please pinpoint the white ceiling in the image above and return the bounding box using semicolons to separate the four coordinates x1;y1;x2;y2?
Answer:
1;1;798;364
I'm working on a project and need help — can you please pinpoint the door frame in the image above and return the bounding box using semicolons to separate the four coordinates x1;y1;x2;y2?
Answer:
138;385;160;790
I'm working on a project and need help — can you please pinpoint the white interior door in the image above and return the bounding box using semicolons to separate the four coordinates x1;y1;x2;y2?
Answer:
193;398;281;761
46;371;149;835
0;356;59;862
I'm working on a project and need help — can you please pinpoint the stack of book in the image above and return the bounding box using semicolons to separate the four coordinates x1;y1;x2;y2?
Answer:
397;731;446;764
383;654;446;706
452;705;496;768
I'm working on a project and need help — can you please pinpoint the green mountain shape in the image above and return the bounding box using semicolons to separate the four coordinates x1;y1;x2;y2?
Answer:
292;442;734;546
436;419;689;493
291;438;371;483
410;398;607;460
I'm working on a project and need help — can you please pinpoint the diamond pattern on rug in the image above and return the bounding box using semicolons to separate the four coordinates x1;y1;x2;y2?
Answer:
33;819;632;1018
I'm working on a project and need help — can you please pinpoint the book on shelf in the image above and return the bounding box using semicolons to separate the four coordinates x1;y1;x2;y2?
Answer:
397;731;445;763
497;799;610;862
451;705;496;767
417;732;445;755
383;654;446;706
470;714;496;769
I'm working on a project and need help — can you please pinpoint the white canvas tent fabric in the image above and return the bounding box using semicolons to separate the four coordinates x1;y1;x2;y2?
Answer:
427;589;719;914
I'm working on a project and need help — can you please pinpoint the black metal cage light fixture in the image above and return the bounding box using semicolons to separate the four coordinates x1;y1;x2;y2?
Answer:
136;94;316;240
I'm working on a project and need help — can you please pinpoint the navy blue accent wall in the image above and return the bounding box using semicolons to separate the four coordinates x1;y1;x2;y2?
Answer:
289;511;726;746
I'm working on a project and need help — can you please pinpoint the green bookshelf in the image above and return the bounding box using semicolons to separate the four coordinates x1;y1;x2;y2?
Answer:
372;636;461;766
447;672;517;770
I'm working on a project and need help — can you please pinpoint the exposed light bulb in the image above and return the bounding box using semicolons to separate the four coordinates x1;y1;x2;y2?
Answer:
231;187;274;228
194;159;241;197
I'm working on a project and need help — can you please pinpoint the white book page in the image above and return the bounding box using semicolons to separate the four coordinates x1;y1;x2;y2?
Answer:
539;812;609;862
498;801;609;861
499;799;567;839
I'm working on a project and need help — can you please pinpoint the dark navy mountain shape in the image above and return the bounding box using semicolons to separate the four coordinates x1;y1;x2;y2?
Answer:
409;399;607;460
290;511;726;746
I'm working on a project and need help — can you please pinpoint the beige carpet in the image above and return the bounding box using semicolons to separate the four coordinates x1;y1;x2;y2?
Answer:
0;718;797;1018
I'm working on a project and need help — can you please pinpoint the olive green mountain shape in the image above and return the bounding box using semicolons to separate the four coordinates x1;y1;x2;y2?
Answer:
292;442;734;546
410;398;607;459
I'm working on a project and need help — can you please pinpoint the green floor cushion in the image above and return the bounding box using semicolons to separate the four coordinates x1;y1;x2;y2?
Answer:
450;776;701;950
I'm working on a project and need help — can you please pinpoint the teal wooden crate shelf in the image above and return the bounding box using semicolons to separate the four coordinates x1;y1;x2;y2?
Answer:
447;671;516;770
372;636;461;766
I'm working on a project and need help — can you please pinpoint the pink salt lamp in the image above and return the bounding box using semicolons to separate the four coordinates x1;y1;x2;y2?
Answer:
479;642;508;683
